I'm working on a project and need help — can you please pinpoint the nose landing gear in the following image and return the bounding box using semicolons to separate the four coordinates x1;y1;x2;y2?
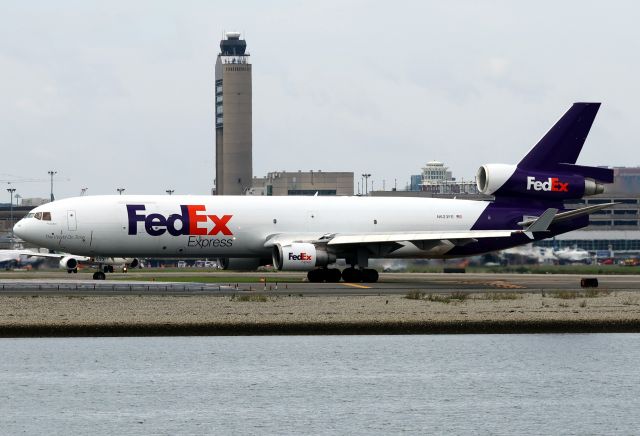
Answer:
92;271;106;280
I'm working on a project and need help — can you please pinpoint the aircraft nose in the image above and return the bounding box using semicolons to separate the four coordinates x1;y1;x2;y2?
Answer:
13;219;27;239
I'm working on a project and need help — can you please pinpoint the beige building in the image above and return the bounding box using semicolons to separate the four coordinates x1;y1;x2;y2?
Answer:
215;32;252;195
248;171;354;196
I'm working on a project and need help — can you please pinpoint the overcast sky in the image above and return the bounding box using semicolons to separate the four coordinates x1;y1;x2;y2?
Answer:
1;0;639;200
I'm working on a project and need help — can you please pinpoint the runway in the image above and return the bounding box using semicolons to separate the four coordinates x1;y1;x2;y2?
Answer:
2;271;640;296
3;271;640;336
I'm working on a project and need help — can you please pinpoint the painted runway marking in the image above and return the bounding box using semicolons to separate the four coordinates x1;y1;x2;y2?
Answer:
341;283;372;289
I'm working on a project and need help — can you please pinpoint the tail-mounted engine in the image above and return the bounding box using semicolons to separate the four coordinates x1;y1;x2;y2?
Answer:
476;164;606;200
272;243;336;271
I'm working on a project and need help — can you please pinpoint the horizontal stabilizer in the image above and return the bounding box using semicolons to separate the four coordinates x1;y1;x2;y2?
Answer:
524;208;558;233
518;203;617;227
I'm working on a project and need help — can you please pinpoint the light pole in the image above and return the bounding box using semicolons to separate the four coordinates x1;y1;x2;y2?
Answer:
7;187;16;234
48;170;57;202
361;173;371;195
166;189;174;195
117;188;125;195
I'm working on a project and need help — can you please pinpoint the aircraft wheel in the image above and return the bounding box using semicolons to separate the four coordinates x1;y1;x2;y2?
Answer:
326;268;342;283
362;268;379;283
93;271;106;280
67;269;73;274
108;265;114;273
342;267;362;283
73;268;78;273
307;269;323;283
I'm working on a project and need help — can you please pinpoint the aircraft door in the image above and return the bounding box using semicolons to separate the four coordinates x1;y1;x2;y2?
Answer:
67;210;77;231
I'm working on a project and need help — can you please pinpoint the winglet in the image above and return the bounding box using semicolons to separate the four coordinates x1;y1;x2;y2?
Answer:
523;208;558;239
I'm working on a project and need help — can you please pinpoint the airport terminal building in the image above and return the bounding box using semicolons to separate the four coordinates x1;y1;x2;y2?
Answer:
247;171;354;196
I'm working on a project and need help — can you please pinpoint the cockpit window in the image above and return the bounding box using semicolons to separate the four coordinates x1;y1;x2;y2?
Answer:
26;213;35;218
32;211;51;221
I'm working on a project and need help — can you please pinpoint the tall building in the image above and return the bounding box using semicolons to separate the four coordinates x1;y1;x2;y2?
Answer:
215;32;252;195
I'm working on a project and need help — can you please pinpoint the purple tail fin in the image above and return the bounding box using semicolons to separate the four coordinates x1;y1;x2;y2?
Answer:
518;103;612;183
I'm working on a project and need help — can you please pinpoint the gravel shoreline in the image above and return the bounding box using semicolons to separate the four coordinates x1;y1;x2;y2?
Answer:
2;291;640;336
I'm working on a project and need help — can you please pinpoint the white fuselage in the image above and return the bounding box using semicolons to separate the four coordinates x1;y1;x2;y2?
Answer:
14;195;491;259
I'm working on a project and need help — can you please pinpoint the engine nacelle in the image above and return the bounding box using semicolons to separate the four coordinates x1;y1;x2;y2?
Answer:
272;243;336;271
476;164;604;199
59;256;78;271
476;164;518;195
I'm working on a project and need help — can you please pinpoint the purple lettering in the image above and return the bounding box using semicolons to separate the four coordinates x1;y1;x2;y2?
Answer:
145;213;167;236
127;205;146;235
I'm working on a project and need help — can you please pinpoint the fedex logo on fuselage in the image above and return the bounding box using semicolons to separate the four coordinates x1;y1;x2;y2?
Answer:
289;252;313;261
526;176;569;192
127;204;232;236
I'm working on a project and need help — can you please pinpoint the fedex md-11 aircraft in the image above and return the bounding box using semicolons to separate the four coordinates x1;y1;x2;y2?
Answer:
14;103;615;281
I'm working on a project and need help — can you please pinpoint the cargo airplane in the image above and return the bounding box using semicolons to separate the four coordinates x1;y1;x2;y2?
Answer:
14;103;615;281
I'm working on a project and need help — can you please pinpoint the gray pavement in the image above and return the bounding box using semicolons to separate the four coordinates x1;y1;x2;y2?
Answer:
2;271;640;296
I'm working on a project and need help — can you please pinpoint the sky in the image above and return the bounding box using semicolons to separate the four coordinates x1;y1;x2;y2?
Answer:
1;0;639;200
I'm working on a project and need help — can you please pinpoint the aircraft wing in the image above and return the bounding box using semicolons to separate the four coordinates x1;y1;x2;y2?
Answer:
265;229;521;250
326;230;517;246
22;252;91;262
263;209;563;249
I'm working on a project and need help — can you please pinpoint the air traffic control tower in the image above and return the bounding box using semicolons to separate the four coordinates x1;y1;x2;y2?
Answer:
215;32;252;195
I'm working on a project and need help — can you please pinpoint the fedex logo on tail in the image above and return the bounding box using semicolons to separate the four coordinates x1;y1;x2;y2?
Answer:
526;176;569;192
127;205;232;236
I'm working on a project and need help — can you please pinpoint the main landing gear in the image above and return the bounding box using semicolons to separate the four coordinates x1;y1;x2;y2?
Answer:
307;267;379;283
307;268;342;283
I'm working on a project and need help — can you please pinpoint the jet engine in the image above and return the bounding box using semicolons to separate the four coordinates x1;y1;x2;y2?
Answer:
59;256;78;271
476;164;605;199
272;243;336;271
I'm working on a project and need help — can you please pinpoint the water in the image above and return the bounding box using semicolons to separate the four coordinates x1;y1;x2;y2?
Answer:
1;335;639;435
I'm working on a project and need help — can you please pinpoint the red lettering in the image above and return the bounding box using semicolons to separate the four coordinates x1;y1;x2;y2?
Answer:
208;214;233;235
551;177;569;192
187;205;208;235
